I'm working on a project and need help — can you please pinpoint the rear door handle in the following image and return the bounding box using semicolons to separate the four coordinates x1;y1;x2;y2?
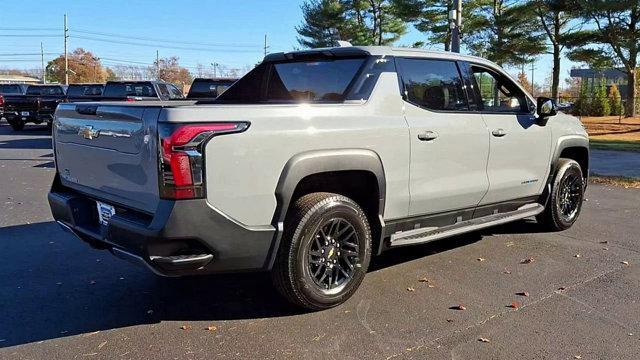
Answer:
418;130;438;141
492;128;507;137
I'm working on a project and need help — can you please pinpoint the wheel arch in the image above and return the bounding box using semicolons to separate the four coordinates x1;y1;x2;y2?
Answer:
265;149;387;269
552;136;590;178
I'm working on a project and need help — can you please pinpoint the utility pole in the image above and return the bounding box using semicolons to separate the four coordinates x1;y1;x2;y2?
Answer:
64;14;69;85
211;62;218;78
156;50;160;80
450;0;462;53
40;42;46;84
530;62;535;97
263;34;269;58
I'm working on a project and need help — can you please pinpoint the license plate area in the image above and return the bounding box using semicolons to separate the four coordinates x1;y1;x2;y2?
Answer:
96;201;116;226
21;111;30;116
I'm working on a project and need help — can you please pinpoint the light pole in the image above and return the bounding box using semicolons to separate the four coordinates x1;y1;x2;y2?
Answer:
449;0;462;53
211;62;219;78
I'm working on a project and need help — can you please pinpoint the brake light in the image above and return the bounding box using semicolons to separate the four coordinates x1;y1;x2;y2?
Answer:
0;95;4;107
158;122;249;199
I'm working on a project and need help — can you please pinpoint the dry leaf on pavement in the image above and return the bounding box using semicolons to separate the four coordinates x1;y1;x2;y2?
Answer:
180;325;191;330
516;292;529;297
477;257;486;262
622;261;630;266
206;326;217;332
478;337;490;343
450;304;466;310
520;257;535;264
407;287;415;292
508;301;520;309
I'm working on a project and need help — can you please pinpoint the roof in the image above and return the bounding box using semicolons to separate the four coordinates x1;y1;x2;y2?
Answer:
265;45;498;67
0;74;41;84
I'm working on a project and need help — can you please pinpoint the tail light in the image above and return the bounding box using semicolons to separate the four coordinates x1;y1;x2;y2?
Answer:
158;122;249;199
0;95;4;107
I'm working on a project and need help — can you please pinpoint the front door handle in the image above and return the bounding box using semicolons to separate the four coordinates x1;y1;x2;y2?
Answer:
492;128;507;137
418;130;438;141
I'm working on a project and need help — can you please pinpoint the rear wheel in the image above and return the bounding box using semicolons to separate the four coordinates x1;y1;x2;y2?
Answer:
8;120;24;131
272;192;372;310
538;159;585;231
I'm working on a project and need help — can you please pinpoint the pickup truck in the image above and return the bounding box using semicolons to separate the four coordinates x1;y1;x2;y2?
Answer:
48;46;589;310
101;81;184;101
4;84;66;131
0;83;28;119
186;77;238;100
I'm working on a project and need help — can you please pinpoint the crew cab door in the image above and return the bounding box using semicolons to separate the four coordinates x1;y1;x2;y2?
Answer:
397;58;490;216
466;63;551;204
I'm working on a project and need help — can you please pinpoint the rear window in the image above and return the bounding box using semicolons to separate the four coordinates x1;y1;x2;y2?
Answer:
188;79;236;98
216;57;366;103
66;85;103;97
103;82;157;98
26;86;64;96
0;84;23;94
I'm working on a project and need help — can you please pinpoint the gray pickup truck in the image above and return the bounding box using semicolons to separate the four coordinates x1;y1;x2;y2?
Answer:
49;46;589;310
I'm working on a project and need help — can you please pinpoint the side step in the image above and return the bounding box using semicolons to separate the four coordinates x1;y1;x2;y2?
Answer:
390;203;545;247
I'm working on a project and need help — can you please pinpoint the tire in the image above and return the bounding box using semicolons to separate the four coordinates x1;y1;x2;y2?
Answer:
537;159;585;231
271;192;372;310
8;120;24;131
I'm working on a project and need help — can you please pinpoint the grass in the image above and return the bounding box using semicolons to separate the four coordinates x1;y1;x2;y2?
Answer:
589;139;640;152
579;116;640;153
589;174;640;189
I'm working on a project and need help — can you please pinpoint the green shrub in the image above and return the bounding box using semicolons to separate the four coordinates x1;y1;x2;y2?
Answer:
574;80;591;116
591;78;610;116
609;83;623;116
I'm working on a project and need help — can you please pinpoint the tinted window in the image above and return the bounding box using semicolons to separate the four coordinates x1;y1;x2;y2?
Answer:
217;57;365;103
188;79;235;98
471;66;528;113
0;84;23;94
66;85;103;97
103;82;157;98
26;86;64;96
398;58;468;111
157;84;170;99
168;85;184;99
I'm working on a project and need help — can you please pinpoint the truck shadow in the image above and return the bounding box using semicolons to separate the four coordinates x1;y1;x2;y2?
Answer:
0;219;536;348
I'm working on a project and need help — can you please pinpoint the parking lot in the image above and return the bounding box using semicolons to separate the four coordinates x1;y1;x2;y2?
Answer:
1;122;639;359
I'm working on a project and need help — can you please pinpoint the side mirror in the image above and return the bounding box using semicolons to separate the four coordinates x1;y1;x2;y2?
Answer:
536;97;557;124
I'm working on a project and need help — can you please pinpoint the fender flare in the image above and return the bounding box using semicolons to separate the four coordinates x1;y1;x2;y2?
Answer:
551;135;590;172
264;149;387;269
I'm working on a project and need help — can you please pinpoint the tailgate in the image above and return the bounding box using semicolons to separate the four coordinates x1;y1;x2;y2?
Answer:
4;96;38;111
54;103;161;213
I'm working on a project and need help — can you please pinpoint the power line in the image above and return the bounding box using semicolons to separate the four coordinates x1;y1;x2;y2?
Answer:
69;35;262;53
0;27;58;31
71;28;261;49
0;52;58;56
0;34;59;38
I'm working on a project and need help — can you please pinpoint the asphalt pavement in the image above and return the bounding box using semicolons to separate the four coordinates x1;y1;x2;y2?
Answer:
0;122;639;359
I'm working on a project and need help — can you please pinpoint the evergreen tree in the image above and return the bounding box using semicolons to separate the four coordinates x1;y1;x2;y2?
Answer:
464;0;547;66
591;78;610;116
574;79;590;116
297;0;349;48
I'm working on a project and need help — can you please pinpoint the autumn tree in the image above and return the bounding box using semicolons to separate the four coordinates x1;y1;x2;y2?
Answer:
46;48;106;84
609;83;623;116
297;0;406;47
151;56;192;88
464;0;546;67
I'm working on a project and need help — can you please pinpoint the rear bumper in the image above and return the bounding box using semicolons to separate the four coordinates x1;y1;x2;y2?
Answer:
4;111;52;123
48;179;277;276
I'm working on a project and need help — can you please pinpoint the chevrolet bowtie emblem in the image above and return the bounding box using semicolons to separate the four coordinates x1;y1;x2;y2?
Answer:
78;125;100;140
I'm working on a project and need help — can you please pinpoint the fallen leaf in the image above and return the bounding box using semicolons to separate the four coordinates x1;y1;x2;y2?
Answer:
603;247;609;251
622;261;630;266
206;326;217;332
180;325;191;330
574;356;582;359
98;341;107;349
600;240;608;244
427;284;435;288
477;257;486;262
516;291;529;297
557;286;567;291
418;278;430;283
574;254;581;258
520;257;535;264
508;301;520;309
450;304;466;310
503;269;512;274
446;319;454;323
478;337;490;343
406;287;415;292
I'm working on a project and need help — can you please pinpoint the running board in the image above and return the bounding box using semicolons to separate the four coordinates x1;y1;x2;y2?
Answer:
389;203;545;247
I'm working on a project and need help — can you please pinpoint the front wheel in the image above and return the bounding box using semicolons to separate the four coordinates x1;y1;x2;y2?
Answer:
271;192;372;310
538;159;585;231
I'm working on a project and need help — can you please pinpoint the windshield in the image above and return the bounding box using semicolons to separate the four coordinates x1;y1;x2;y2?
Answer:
26;86;64;96
0;84;24;94
103;82;157;98
216;57;366;103
188;80;236;98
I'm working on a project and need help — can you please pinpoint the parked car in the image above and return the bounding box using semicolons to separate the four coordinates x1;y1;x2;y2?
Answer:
3;84;66;131
48;46;589;310
64;83;105;102
101;81;184;101
186;78;238;99
0;83;28;119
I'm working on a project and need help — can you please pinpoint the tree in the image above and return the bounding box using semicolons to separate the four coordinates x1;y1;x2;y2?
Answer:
574;78;590;116
296;0;406;47
105;67;118;81
464;0;547;66
529;0;584;102
152;56;192;88
46;48;106;84
609;83;623;116
517;71;533;93
591;78;610;116
572;1;639;117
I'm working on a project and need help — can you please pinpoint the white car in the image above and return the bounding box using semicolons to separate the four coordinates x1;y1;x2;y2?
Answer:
49;46;589;310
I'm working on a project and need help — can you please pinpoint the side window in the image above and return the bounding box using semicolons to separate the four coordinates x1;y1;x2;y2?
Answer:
397;58;468;111
157;84;170;99
168;85;184;99
471;66;528;113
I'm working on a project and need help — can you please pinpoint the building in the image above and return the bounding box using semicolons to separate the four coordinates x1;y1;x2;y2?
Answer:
0;74;41;85
569;68;630;98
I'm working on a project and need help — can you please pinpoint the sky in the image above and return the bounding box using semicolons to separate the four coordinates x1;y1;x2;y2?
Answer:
0;0;578;87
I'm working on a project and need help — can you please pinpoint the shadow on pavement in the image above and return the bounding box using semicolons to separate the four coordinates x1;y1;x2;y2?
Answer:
0;219;540;348
0;137;52;150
